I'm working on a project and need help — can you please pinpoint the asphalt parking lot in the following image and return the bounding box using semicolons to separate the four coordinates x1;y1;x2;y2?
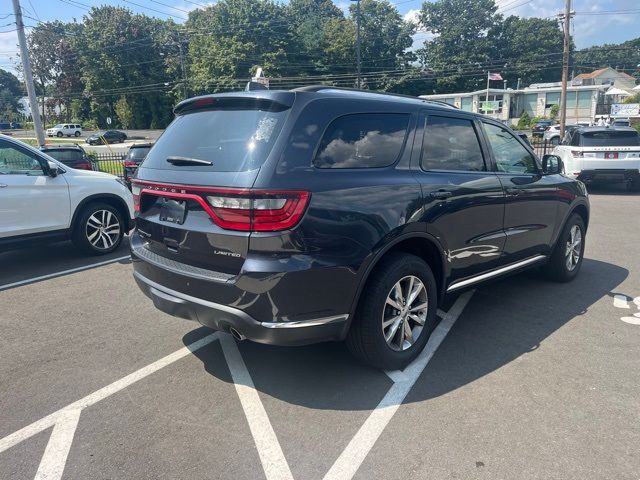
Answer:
1;185;639;480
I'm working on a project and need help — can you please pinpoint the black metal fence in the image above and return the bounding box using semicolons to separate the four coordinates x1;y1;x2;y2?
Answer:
530;139;555;158
91;153;125;178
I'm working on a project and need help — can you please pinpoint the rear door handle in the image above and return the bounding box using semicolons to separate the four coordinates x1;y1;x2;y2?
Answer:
429;190;453;199
506;187;522;196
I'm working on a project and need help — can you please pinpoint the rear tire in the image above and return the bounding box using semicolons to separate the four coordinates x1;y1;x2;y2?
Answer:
72;203;124;255
346;253;438;370
543;213;585;282
74;131;81;137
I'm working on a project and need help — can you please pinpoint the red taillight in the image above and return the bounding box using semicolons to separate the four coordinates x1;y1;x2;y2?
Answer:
76;161;92;170
124;160;138;167
131;181;310;231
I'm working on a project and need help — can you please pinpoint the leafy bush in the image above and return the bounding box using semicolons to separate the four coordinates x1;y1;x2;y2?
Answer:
549;104;559;120
517;111;531;129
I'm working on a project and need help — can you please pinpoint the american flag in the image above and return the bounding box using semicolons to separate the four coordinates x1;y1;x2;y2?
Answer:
488;72;503;81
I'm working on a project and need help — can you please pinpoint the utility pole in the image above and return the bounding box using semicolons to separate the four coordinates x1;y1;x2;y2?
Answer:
351;0;362;89
558;0;572;139
12;0;45;146
176;31;188;99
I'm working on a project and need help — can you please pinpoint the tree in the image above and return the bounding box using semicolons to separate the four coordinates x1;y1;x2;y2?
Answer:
0;69;23;119
186;0;297;93
488;16;564;87
114;96;134;128
573;38;640;78
417;0;501;93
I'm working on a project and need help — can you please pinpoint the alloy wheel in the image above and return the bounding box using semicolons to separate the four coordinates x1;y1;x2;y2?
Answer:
86;209;120;250
382;275;428;351
565;225;582;271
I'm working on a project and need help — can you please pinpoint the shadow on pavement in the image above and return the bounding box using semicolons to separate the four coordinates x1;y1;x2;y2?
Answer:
586;183;640;196
0;237;131;289
183;258;627;410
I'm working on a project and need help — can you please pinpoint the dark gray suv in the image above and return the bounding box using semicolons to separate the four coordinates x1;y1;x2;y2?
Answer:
131;87;589;369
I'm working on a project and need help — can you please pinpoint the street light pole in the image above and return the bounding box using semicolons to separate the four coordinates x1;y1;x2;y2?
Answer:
12;0;45;146
351;0;362;89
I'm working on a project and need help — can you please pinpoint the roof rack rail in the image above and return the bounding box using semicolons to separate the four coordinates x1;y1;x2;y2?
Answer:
292;85;458;109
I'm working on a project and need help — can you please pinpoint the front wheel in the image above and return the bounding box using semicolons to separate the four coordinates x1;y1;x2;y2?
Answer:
72;203;124;255
543;213;586;282
346;253;438;370
56;131;63;137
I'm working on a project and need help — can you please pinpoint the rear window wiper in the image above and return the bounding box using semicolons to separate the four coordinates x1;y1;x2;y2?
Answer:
166;156;213;166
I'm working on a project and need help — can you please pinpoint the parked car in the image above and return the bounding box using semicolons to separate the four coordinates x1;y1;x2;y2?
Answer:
531;119;553;137
553;126;640;191
612;118;630;127
0;122;10;130
40;144;94;171
130;87;589;370
0;134;134;254
123;142;153;186
85;130;127;145
46;123;82;138
543;124;579;145
10;122;22;129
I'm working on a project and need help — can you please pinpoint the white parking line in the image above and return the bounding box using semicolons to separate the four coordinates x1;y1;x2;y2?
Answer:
0;333;219;480
0;255;131;291
323;290;475;480
34;409;81;480
219;334;294;480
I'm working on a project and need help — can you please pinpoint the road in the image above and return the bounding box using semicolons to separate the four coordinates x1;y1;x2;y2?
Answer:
0;185;639;480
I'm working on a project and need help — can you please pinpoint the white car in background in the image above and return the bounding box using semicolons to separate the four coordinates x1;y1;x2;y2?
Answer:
552;126;640;191
0;134;134;254
46;123;82;138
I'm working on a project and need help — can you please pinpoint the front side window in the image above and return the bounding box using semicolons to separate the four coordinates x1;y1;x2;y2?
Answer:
314;113;410;168
483;123;538;174
0;141;44;175
421;116;486;172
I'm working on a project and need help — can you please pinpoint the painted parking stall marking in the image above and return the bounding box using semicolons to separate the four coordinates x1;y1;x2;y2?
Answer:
613;294;640;325
0;291;473;480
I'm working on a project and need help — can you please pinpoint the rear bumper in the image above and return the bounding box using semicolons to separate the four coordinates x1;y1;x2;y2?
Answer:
134;270;349;345
578;169;640;184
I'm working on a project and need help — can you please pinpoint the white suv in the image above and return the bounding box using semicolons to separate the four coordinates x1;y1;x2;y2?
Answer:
0;134;134;254
46;123;82;138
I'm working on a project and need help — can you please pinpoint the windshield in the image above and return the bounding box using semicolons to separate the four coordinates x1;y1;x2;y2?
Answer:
580;131;640;147
53;124;64;128
142;107;288;172
44;149;83;162
126;147;151;161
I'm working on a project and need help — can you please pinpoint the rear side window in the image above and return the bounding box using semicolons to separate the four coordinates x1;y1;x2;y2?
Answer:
579;131;639;147
421;116;486;171
314;113;409;168
142;107;288;172
43;149;83;162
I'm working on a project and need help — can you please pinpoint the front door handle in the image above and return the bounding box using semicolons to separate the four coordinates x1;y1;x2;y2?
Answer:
506;187;522;196
429;190;453;199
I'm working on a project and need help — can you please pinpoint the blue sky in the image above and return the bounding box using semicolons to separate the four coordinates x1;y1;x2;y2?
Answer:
1;0;639;74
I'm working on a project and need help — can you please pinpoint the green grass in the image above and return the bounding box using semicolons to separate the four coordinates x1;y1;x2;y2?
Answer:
20;137;86;147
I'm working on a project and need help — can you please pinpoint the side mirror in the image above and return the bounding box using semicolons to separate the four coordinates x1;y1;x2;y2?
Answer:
542;154;563;175
47;161;60;177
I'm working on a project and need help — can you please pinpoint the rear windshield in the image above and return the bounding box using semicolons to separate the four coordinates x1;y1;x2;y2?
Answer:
44;149;83;162
142;107;288;172
579;131;640;147
126;147;151;161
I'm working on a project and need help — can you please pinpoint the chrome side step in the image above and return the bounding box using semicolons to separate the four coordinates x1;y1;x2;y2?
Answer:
447;254;547;292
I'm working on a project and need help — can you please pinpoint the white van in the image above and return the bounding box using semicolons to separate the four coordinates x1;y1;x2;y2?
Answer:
46;124;82;138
